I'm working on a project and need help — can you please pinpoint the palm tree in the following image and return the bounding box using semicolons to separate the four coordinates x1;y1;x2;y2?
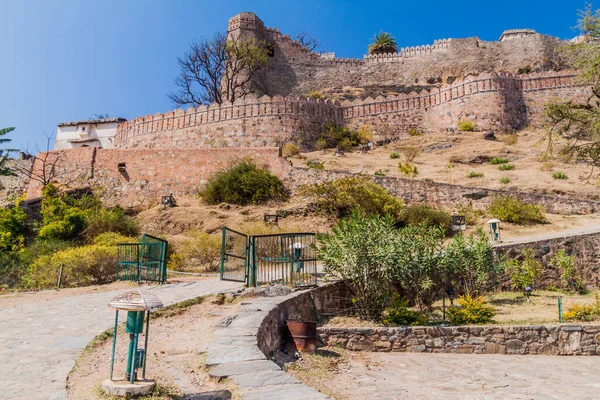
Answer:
368;32;398;55
0;127;16;176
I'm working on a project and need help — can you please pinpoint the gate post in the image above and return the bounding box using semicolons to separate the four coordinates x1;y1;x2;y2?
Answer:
247;236;257;287
220;227;226;280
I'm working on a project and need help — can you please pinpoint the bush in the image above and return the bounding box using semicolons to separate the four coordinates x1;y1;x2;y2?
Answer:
374;169;386;176
501;134;518;145
390;152;401;159
506;248;542;290
27;243;118;289
300;176;405;221
0;203;27;251
404;204;452;235
199;159;288;206
553;171;568;179
307;91;323;99
358;125;373;145
498;163;515;171
401;147;420;163
457;201;485;225
549;249;585;292
167;231;221;273
83;205;139;242
336;138;354;152
282;142;300;158
407;128;422;136
398;162;418;178
315;138;328;151
382;295;428;326
500;176;511;184
0;251;26;288
306;159;324;169
320;121;359;150
490;157;509;165
563;303;598;322
92;232;137;246
457;120;476;132
447;295;495;325
318;212;397;320
38;208;87;241
489;195;546;225
467;171;484;178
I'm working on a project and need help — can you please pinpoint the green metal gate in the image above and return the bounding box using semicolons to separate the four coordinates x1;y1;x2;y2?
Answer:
220;228;317;287
117;234;168;283
220;228;248;282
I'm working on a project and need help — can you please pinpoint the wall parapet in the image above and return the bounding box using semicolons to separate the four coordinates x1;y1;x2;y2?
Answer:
363;39;452;62
318;325;600;355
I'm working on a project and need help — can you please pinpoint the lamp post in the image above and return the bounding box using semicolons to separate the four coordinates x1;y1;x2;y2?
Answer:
487;218;501;242
102;290;164;397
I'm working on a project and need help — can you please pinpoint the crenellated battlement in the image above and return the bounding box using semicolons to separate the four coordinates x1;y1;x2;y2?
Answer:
363;39;452;62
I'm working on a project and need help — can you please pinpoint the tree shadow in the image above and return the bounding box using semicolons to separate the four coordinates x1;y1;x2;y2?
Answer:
489;297;526;306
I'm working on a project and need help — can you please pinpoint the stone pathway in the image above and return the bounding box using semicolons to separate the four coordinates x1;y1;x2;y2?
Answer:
206;293;330;400
0;279;241;400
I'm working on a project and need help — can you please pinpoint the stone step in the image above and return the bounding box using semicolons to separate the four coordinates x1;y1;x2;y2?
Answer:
208;360;282;379
241;383;331;400
205;344;266;367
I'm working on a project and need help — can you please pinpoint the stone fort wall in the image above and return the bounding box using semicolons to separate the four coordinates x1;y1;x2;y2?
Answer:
114;70;588;150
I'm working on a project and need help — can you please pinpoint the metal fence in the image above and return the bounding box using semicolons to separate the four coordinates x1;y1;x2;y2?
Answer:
220;227;318;287
117;234;168;283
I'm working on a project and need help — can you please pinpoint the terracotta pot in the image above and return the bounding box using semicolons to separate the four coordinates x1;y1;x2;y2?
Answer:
286;320;317;354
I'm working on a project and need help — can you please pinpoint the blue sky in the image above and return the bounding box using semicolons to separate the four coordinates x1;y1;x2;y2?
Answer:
0;0;590;150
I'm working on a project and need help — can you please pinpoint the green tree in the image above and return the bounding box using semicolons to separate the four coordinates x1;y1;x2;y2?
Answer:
368;32;398;55
0;126;16;176
544;5;600;170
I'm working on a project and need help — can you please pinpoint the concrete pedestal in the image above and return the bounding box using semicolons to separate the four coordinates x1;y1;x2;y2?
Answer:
101;379;155;396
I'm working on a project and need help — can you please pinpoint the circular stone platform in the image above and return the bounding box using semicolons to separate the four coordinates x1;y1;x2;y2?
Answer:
101;379;155;396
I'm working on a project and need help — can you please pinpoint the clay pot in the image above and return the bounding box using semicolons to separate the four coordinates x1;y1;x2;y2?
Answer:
286;320;317;354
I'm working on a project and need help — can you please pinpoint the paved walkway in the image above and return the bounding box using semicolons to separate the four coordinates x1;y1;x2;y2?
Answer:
496;224;600;246
0;279;242;400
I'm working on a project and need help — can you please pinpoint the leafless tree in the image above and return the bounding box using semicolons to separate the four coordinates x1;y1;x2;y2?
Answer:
169;32;269;107
12;131;88;188
293;32;324;53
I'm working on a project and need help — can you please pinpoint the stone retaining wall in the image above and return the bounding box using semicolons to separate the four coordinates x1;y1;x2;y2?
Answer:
318;324;600;356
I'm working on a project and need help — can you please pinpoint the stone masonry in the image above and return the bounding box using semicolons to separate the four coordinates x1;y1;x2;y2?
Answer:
318;324;600;356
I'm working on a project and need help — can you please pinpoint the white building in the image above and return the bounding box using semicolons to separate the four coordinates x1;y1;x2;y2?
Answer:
54;118;126;150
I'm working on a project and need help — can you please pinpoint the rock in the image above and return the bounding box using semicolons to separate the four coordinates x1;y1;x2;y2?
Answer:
484;342;506;354
483;132;496;140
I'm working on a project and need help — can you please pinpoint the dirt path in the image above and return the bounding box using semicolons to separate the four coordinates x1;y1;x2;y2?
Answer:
0;278;242;400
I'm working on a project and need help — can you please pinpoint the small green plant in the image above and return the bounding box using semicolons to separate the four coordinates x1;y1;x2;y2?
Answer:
498;163;515;171
398;162;418;178
390;152;401;159
549;249;585;293
506;248;542;290
307;91;323;99
198;158;288;205
467;171;484;178
374;169;386;177
501;134;518;145
500;176;511;184
490;157;509;165
446;295;495;325
457;120;477;132
553;171;568;179
489;195;546;224
407;128;422;136
517;65;532;74
540;162;554;171
562;293;600;322
282;142;300;158
306;159;325;169
381;295;428;326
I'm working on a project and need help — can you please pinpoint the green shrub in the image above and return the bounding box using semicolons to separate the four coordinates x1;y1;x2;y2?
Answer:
382;295;428;326
489;195;546;225
358;125;373;145
282;142;300;158
167;231;221;273
506;248;542;290
83;205;139;242
563;303;598;322
447;295;495;325
398;162;418;178
27;243;118;289
467;171;484;178
337;137;354;152
307;91;323;99
553;171;568;179
318;212;397;320
407;128;422;136
306;159;325;169
199;158;288;206
404;204;452;235
390;152;401;159
500;176;511;184
315;138;328;152
0;202;27;251
457;201;485;225
0;251;26;288
300;176;405;221
320;121;359;150
374;169;386;176
38;208;87;241
549;249;585;292
490;157;509;165
457;120;476;132
92;232;137;246
498;163;515;171
401;147;420;163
